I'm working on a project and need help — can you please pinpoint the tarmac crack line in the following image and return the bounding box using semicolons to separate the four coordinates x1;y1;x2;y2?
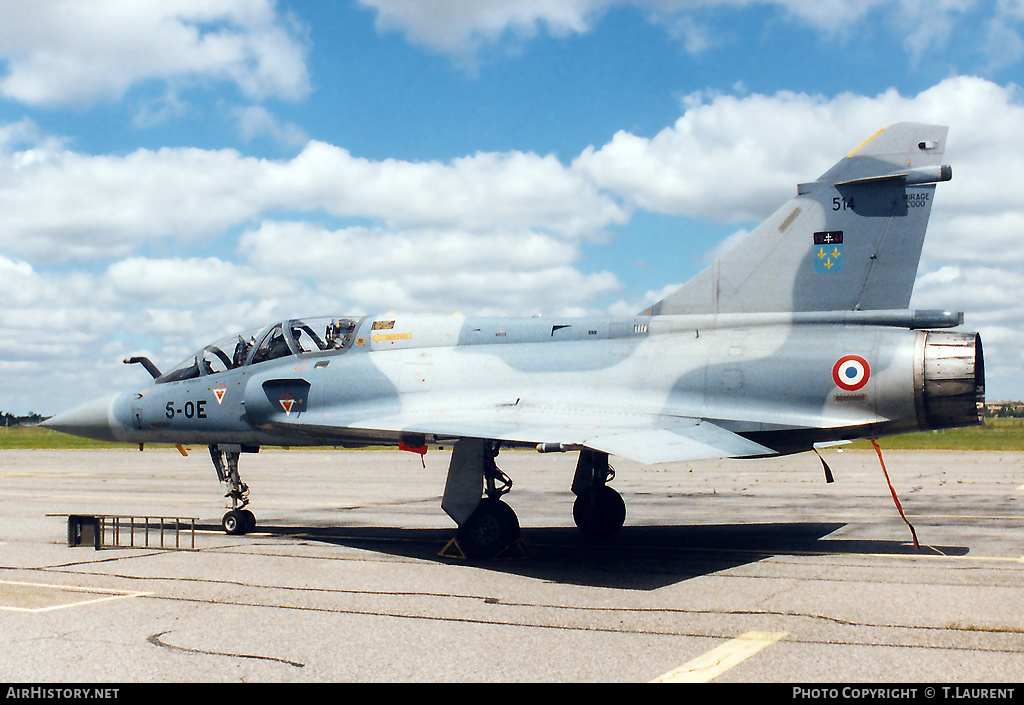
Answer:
146;630;304;668
134;592;1024;655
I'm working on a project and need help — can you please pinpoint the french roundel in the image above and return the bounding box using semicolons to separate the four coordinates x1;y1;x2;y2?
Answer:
832;355;870;391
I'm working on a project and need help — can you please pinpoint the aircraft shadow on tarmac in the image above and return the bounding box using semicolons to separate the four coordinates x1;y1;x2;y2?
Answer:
202;522;970;590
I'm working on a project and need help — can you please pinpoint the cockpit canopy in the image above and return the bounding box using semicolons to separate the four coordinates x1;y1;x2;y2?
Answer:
156;316;364;384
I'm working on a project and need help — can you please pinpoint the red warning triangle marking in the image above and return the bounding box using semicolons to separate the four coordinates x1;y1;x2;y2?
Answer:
279;396;295;414
213;387;227;404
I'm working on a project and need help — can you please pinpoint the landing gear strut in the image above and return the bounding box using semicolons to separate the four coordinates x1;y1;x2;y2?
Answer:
442;439;521;558
571;448;626;537
210;445;256;535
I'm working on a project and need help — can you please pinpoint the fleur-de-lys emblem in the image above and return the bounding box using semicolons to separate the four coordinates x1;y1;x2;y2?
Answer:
813;231;843;273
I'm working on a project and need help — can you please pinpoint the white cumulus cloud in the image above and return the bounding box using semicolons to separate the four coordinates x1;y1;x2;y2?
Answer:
0;0;310;105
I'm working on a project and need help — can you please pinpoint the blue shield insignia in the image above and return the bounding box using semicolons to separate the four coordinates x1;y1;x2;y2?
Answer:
814;231;843;273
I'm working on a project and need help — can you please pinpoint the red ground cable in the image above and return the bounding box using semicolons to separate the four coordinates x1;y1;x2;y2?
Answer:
871;439;919;551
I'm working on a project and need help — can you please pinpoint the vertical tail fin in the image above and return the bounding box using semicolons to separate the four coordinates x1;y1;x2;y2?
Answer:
648;123;951;315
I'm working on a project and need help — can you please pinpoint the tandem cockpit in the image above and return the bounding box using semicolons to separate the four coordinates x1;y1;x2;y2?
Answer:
143;316;366;383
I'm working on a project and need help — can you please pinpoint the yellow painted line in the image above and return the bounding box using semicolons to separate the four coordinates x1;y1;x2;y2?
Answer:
847;126;885;157
652;631;788;683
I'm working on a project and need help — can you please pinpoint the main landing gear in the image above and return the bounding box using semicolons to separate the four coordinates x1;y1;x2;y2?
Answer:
210;445;256;535
571;448;626;537
441;439;521;559
441;440;627;559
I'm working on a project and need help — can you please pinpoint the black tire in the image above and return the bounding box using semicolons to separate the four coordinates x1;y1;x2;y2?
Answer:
240;509;256;533
573;485;626;537
457;498;520;559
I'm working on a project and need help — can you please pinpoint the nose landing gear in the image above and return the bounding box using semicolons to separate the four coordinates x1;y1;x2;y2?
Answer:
210;445;256;535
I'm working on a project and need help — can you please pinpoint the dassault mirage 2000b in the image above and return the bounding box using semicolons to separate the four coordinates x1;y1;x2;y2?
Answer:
44;123;984;558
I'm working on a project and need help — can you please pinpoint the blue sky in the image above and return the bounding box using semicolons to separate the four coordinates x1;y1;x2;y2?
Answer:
2;0;1024;414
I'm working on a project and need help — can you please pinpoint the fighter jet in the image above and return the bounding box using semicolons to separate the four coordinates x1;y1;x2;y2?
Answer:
44;123;984;558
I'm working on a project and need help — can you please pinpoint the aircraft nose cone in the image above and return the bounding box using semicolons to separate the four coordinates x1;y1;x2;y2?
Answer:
41;394;120;443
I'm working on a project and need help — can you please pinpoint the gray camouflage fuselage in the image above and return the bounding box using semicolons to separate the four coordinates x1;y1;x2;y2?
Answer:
82;308;982;465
